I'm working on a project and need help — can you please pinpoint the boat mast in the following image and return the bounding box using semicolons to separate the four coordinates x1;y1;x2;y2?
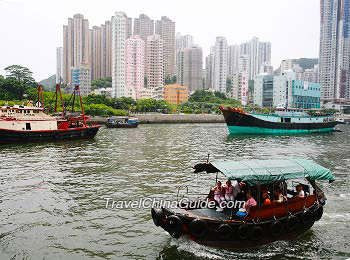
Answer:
54;84;66;116
37;85;44;108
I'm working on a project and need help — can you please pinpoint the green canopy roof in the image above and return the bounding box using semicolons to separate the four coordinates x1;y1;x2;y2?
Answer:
194;159;334;185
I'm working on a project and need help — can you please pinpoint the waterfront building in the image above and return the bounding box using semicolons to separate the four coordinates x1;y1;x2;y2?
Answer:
213;36;228;94
70;63;92;96
111;12;131;98
227;45;240;77
56;47;63;85
229;72;248;105
178;46;203;93
146;34;164;90
164;84;188;104
155;16;176;79
254;74;274;107
319;0;350;101
274;71;321;109
63;14;90;85
126;35;145;99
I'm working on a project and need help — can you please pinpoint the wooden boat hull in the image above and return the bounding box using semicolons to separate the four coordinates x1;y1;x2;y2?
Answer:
221;108;338;135
152;196;324;248
0;126;100;144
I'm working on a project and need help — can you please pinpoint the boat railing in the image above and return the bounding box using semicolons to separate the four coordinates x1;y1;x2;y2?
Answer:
176;185;208;202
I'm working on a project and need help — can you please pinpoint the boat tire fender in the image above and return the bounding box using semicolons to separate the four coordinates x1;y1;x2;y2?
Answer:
238;224;250;240
269;220;283;237
312;206;323;222
301;209;314;226
217;224;233;240
189;219;208;238
165;215;183;239
286;215;298;232
250;226;264;241
151;208;164;227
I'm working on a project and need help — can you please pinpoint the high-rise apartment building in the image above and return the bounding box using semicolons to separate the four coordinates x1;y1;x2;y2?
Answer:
146;34;164;89
319;0;350;100
126;35;145;99
111;12;130;98
205;52;214;89
56;47;63;85
70;63;92;96
227;45;240;77
133;14;154;43
155;16;176;80
101;21;112;78
63;14;90;85
178;46;203;93
213;37;228;94
229;72;248;105
91;26;102;80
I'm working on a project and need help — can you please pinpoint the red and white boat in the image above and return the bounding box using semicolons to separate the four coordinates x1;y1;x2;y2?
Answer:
0;85;100;144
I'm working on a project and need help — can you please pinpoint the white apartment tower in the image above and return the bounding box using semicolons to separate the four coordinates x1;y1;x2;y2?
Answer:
178;46;203;93
146;35;164;89
213;37;228;94
63;14;90;85
126;35;145;99
155;16;176;80
56;47;63;85
319;0;350;100
227;45;240;77
111;12;129;98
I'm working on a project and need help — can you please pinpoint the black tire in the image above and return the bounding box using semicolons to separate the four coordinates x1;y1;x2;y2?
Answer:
165;215;183;239
151;208;163;227
285;215;298;232
250;226;264;241
238;224;250;240
313;206;323;222
189;219;208;238
269;220;283;237
218;224;233;240
301;210;314;226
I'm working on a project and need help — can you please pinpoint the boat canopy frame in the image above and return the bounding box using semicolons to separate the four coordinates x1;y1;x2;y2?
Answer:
193;159;335;186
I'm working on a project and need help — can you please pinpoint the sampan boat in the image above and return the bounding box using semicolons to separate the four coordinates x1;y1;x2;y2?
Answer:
151;159;334;248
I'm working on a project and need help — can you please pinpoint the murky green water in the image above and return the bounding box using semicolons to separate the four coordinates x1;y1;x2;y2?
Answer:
0;124;349;259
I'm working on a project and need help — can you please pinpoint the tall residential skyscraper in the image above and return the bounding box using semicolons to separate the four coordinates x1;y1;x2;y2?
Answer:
126;35;145;99
111;12;130;98
178;46;203;93
319;0;350;100
91;26;102;80
63;14;90;85
101;21;112;78
205;52;214;89
56;47;63;84
213;37;228;94
176;33;194;79
155;16;176;80
133;14;154;43
227;45;240;77
146;35;164;89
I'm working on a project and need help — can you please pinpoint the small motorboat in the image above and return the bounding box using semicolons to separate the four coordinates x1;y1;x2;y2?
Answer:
151;158;334;248
106;116;139;128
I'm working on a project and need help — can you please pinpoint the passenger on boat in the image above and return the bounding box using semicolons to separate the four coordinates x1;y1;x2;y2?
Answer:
224;180;233;201
245;192;257;210
212;181;225;211
262;192;272;205
294;184;305;198
272;189;286;203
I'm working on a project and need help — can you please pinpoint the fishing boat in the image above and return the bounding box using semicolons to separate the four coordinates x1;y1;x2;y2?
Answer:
220;106;339;135
106;116;139;128
0;85;100;144
151;159;334;248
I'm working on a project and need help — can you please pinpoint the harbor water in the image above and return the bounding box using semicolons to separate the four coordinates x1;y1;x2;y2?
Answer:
0;124;349;259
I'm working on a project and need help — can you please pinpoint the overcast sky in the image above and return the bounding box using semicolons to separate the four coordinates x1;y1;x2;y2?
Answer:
0;0;320;81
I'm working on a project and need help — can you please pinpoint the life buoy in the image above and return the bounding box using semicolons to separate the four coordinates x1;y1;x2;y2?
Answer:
189;219;208;238
238;224;250;240
151;208;164;227
165;215;183;239
250;226;264;241
217;224;233;240
286;215;298;232
312;206;323;222
269;220;283;237
301;209;314;226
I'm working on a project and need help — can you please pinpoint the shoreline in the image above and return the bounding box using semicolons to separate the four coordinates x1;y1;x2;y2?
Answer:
87;114;225;125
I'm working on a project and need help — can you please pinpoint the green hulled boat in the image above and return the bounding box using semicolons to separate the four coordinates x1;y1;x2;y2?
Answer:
220;107;339;135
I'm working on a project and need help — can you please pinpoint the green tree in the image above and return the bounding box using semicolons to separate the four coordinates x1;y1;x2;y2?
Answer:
91;77;112;90
5;65;35;86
